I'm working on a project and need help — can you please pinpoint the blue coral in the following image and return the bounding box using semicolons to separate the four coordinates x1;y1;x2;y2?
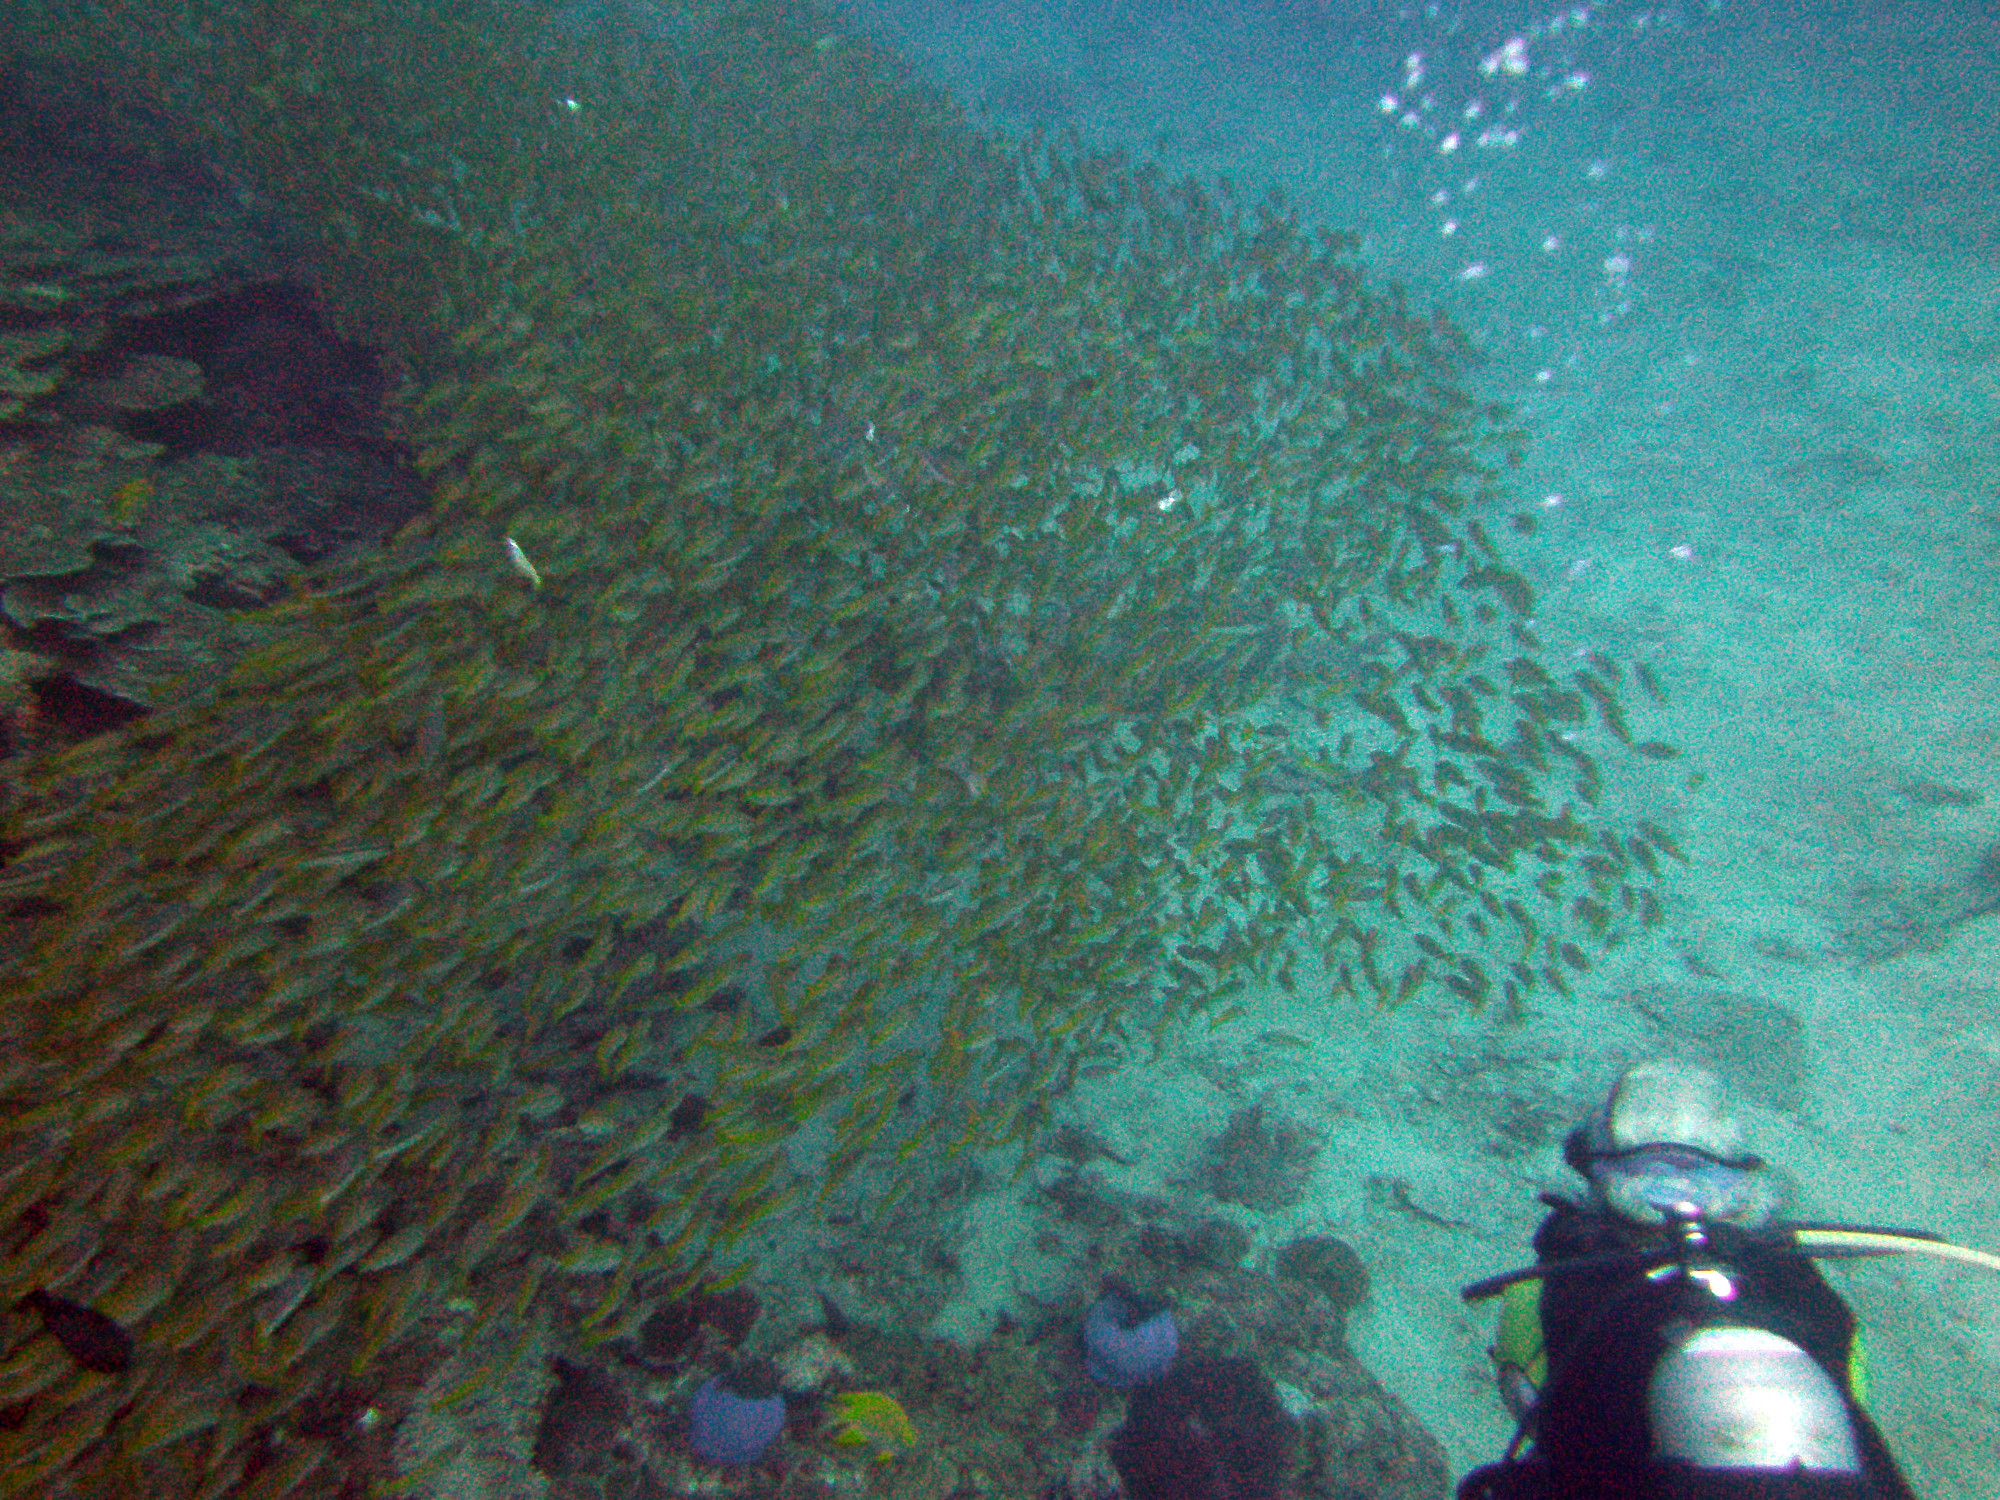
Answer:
689;1375;786;1466
1083;1293;1179;1387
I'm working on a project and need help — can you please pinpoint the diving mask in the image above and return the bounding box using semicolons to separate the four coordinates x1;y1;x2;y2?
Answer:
1583;1141;1768;1226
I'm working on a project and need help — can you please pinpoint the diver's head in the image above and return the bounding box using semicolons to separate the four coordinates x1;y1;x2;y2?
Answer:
1565;1060;1784;1227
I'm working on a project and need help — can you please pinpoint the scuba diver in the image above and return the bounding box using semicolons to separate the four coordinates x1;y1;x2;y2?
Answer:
1459;1059;2000;1499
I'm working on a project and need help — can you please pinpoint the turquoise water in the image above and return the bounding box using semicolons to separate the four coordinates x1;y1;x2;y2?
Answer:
823;0;2000;1490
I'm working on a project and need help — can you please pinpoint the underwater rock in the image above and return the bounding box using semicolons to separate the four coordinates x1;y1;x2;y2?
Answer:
632;1282;761;1373
1286;1344;1450;1500
530;1358;629;1477
773;1330;857;1393
1132;1215;1255;1275
1273;1235;1370;1312
1202;1097;1324;1213
1109;1354;1293;1500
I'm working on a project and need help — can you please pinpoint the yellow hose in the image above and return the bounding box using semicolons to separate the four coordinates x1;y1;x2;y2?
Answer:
1796;1229;2000;1275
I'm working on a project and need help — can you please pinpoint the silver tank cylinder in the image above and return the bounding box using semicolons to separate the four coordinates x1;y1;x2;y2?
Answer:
1648;1325;1863;1472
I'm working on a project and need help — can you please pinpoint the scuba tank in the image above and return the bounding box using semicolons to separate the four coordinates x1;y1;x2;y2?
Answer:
1647;1322;1861;1472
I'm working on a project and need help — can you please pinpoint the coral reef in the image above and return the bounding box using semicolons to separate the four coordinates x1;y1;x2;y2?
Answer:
0;216;216;422
1273;1235;1370;1312
1203;1097;1326;1213
0;185;421;752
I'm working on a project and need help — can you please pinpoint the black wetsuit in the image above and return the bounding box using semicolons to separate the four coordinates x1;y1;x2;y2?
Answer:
1457;1201;1917;1500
